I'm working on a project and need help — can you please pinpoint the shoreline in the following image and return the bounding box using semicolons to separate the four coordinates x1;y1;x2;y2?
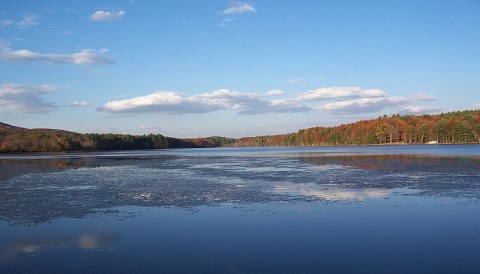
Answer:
1;142;479;156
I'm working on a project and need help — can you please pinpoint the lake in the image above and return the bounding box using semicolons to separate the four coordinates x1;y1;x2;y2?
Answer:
1;145;479;273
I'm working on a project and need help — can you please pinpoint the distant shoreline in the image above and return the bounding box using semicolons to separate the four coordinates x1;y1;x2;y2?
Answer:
2;110;480;153
1;142;479;156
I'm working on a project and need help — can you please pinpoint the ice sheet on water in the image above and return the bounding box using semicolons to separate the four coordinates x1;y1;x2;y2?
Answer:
0;154;479;224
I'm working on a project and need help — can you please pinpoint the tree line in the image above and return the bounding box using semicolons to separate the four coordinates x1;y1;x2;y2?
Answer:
0;124;235;153
231;110;480;147
1;110;479;152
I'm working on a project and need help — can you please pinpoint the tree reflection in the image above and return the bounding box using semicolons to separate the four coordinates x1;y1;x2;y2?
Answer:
299;155;480;200
0;158;96;181
300;155;480;173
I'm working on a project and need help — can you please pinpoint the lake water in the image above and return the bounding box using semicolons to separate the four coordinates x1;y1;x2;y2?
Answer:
1;145;479;273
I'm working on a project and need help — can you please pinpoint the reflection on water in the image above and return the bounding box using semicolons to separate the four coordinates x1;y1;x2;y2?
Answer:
300;154;480;173
0;148;479;224
0;147;480;273
0;233;119;263
273;183;390;201
0;158;97;181
300;155;480;200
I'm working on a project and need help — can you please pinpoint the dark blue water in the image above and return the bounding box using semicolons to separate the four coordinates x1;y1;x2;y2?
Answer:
0;145;479;273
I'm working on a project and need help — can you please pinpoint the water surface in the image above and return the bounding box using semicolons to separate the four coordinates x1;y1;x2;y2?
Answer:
1;145;479;273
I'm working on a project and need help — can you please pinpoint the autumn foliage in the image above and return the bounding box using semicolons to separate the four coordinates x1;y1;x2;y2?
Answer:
1;110;479;152
231;110;480;147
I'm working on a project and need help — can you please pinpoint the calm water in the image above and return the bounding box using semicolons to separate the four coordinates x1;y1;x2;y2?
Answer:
0;145;479;273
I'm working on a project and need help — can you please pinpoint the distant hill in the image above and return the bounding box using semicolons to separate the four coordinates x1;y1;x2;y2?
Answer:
1;110;479;152
0;122;22;129
0;124;234;153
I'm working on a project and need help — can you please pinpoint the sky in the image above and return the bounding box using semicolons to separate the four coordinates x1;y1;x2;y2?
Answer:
1;0;479;138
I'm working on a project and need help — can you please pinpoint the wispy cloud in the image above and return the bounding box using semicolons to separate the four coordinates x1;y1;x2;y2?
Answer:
219;18;236;28
399;105;442;114
265;90;284;96
223;2;256;14
0;40;114;65
1;15;39;29
320;97;396;113
282;78;307;84
67;101;92;107
89;10;125;21
0;83;57;113
298;86;387;101
17;15;39;29
239;98;310;114
98;89;310;115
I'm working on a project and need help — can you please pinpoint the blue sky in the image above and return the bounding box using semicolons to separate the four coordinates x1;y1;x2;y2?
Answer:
1;0;479;137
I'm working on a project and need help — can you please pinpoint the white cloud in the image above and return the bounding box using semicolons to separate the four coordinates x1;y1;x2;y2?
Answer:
297;86;437;114
282;78;307;84
321;93;437;114
70;50;113;65
99;92;191;113
223;2;256;14
0;83;57;113
321;97;392;113
0;41;114;65
98;89;310;115
89;10;125;21
408;93;437;101
265;90;284;96
17;15;39;29
68;101;92;107
399;105;442;114
98;85;437;116
298;86;387;101
238;98;310;114
247;99;310;114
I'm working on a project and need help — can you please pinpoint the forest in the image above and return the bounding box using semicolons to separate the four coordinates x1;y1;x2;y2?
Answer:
1;110;479;152
232;110;480;147
0;123;234;153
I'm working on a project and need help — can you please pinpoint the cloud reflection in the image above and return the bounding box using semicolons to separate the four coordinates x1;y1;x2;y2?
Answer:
274;183;390;201
0;233;119;262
